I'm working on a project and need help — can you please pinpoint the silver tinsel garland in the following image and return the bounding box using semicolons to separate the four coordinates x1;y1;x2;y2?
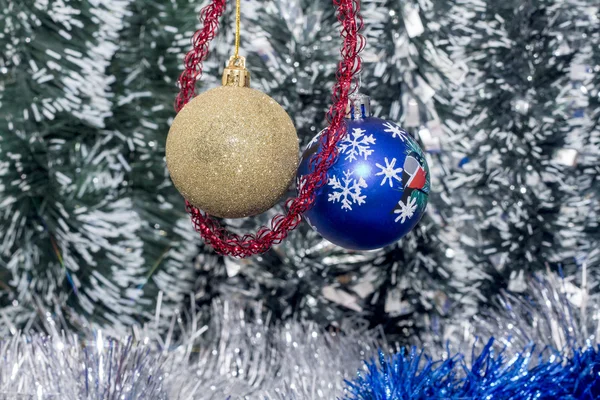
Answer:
4;262;600;399
430;253;600;364
473;255;600;358
0;299;380;399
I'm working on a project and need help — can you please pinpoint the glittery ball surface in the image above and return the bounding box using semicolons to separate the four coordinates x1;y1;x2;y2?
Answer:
166;86;299;219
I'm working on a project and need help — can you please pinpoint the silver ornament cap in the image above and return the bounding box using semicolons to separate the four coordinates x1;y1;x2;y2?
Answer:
346;93;372;120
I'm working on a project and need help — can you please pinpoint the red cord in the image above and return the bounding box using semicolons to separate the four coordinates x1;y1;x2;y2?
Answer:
175;0;227;112
175;0;365;257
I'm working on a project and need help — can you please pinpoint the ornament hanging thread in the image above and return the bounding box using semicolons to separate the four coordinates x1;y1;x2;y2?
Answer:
172;0;366;257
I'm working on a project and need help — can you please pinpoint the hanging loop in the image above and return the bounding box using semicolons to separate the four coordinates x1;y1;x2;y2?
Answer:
175;0;365;257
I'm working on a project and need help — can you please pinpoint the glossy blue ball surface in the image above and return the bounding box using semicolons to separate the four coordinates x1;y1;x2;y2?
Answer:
297;117;430;250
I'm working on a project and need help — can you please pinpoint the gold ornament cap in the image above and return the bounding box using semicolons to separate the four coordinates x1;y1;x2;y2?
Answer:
222;55;251;87
346;93;372;120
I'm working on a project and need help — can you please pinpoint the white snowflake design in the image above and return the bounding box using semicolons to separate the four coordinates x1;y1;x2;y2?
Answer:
383;122;406;142
394;196;417;223
338;128;376;162
328;170;368;211
375;157;403;187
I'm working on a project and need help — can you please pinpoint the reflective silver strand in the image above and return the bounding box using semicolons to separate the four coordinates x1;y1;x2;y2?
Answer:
0;299;380;399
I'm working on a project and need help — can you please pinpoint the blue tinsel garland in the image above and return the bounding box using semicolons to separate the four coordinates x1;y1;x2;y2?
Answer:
344;341;600;399
344;269;600;400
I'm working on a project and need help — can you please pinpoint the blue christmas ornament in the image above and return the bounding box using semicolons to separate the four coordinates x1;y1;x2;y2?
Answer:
297;94;430;250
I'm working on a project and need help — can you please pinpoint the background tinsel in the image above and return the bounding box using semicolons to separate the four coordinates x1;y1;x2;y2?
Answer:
0;0;599;397
3;271;600;399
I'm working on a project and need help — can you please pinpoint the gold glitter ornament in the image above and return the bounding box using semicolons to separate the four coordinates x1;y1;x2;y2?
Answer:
166;56;299;219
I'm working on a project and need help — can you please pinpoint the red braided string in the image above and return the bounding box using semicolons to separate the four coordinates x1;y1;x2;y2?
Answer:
175;0;227;111
175;0;365;257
